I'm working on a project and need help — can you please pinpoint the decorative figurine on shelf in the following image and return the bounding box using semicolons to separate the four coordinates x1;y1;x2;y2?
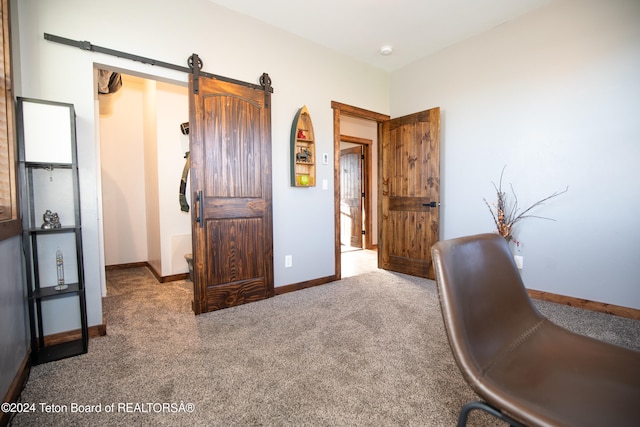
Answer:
296;148;312;163
41;210;62;229
297;129;307;139
51;212;61;227
55;248;68;291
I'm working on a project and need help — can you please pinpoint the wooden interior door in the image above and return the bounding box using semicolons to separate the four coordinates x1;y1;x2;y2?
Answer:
340;146;363;248
380;107;440;279
189;75;273;314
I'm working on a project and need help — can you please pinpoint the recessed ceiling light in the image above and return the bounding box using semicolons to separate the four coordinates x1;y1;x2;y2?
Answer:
380;45;393;56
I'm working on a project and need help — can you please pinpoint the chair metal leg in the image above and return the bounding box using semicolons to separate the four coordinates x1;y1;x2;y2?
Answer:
458;401;525;427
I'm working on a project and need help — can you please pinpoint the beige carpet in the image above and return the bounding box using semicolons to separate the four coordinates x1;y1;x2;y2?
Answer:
11;267;640;426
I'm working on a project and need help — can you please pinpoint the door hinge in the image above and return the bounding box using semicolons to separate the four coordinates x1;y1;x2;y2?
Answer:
362;230;366;235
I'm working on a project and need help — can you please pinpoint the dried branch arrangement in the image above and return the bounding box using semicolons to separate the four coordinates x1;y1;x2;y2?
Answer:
484;166;568;244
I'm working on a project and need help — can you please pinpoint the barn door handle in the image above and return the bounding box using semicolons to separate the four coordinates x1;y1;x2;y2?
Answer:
422;201;439;208
196;191;203;228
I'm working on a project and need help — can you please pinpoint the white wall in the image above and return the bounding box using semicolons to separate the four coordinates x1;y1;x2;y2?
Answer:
155;81;191;276
391;0;640;308
99;75;148;266
143;79;161;276
142;79;193;278
14;0;389;327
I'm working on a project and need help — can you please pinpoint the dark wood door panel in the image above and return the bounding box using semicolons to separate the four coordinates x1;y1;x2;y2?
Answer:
205;217;265;283
383;210;437;278
388;121;435;198
203;95;263;198
205;278;269;311
388;196;437;212
203;198;267;218
385;256;434;279
387;109;434;130
190;74;273;314
380;107;440;280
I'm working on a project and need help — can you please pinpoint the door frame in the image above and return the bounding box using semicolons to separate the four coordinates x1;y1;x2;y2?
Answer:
331;101;389;279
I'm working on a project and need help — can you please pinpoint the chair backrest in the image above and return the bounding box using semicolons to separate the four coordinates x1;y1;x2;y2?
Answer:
431;234;545;389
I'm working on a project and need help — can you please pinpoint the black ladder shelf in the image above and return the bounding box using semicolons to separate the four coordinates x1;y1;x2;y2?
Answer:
17;97;88;365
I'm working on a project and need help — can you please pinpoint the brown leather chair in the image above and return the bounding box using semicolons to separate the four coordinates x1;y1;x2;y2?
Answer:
431;233;640;427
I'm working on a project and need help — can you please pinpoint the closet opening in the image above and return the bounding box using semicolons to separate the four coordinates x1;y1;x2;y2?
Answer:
96;68;191;295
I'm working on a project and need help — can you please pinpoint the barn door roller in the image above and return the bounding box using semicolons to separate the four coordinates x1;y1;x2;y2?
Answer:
187;53;203;93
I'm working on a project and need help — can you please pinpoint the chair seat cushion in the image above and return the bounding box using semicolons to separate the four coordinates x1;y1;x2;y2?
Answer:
477;319;640;427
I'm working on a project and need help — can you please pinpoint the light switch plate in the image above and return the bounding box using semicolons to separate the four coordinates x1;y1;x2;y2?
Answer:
514;255;524;269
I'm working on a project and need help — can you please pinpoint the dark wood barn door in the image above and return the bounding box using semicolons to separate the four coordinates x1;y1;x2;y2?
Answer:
340;146;363;248
189;75;273;314
380;108;440;279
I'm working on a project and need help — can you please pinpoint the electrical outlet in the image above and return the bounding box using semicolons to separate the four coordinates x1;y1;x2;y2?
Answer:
514;255;524;270
285;255;293;268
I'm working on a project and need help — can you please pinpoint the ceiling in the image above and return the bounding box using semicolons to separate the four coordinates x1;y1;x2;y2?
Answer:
207;0;553;72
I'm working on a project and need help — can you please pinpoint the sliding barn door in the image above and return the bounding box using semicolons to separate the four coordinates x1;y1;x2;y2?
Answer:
189;75;273;314
380;108;440;279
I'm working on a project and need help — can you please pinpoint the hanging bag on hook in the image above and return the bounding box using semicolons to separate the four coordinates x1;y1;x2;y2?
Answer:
179;121;190;212
179;151;190;212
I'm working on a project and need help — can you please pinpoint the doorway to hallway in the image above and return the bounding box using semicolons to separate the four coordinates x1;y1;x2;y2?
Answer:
341;248;378;278
331;102;389;280
340;144;364;251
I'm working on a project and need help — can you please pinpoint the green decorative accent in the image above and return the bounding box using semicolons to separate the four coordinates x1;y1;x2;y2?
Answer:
290;105;316;187
290;107;303;187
